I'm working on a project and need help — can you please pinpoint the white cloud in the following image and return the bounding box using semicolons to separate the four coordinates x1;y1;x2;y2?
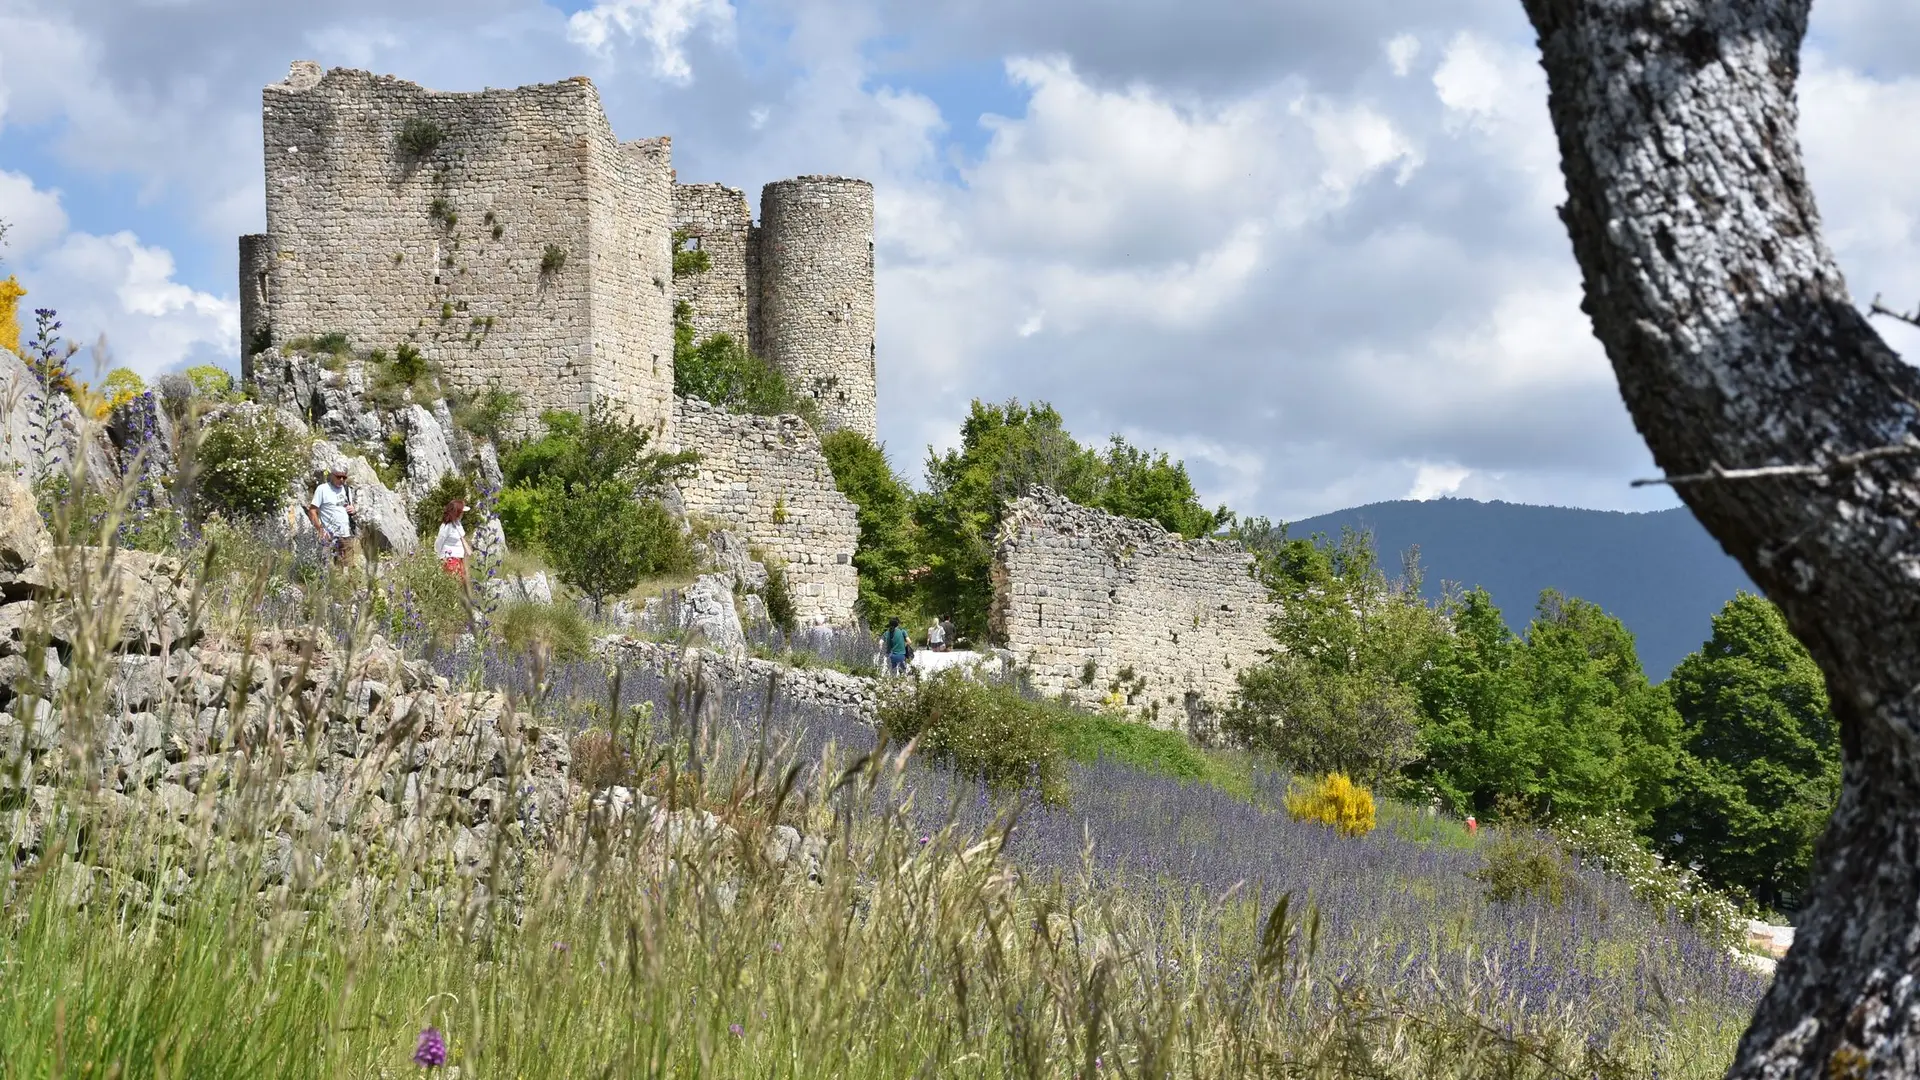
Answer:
1432;31;1562;211
1385;34;1421;77
1407;462;1470;500
566;0;736;82
0;172;234;378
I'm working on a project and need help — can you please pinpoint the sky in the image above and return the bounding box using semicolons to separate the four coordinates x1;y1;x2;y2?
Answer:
0;0;1915;523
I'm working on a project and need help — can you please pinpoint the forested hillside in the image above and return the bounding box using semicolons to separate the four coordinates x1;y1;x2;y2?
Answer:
1288;499;1755;679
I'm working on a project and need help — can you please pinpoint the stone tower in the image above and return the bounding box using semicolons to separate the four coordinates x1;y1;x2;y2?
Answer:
753;177;877;440
239;62;677;434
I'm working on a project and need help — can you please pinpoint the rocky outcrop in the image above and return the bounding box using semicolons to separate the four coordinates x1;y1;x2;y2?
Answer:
0;348;119;484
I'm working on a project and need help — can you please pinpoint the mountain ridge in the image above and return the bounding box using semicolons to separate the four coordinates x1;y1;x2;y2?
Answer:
1283;497;1757;680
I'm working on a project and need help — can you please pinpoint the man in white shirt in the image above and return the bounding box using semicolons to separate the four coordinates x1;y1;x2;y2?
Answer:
306;468;359;564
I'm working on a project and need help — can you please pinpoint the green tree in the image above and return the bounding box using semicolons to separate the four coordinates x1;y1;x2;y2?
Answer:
1098;436;1224;539
915;400;1104;640
820;429;921;623
1225;657;1422;785
671;302;816;423
1412;588;1679;822
1653;593;1840;911
544;481;688;606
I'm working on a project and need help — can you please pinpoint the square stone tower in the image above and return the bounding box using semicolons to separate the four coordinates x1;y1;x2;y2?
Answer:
240;62;676;434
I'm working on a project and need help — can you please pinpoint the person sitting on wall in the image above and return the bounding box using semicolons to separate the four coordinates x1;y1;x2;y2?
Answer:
926;615;946;653
881;616;911;675
436;498;469;580
307;466;359;566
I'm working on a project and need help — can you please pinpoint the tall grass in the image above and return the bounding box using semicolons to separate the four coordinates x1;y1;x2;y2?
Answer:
0;467;1762;1078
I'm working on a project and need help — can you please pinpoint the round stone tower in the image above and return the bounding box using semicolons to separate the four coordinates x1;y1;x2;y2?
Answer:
754;176;876;440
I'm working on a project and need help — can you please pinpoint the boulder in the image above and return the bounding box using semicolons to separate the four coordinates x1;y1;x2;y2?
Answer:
702;529;768;593
680;574;747;657
0;348;119;485
0;472;50;588
401;404;457;504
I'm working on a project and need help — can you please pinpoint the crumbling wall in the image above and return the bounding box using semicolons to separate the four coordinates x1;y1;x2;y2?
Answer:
671;398;858;625
256;62;673;434
670;183;755;345
992;489;1275;732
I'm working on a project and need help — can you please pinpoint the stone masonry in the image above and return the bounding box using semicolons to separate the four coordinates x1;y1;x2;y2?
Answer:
991;489;1276;733
670;398;858;625
243;62;676;434
670;177;877;441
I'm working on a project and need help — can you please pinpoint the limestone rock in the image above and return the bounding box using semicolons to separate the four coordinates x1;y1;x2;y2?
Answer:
0;472;50;588
401;404;457;503
702;529;768;593
0;349;118;486
678;574;746;657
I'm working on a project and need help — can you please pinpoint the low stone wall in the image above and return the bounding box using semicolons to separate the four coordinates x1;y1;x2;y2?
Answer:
596;635;876;720
669;398;858;625
990;489;1276;732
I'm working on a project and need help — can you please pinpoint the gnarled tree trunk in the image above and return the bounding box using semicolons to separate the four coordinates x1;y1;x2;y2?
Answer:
1521;0;1920;1076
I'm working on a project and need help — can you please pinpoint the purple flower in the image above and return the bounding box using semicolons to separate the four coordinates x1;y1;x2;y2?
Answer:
729;1023;745;1038
414;1026;447;1068
919;835;930;846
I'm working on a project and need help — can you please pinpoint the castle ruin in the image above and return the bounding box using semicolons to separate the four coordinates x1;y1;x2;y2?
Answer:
239;62;876;443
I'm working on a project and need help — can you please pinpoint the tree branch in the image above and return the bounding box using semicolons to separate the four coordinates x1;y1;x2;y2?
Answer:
1631;435;1920;487
1869;294;1920;331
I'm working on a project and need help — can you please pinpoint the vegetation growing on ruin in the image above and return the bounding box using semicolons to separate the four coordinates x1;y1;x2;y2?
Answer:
497;404;698;601
670;228;712;278
396;117;446;158
670;301;818;424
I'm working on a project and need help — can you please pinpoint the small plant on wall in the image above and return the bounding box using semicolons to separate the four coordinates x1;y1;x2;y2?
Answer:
397;118;446;159
540;243;567;277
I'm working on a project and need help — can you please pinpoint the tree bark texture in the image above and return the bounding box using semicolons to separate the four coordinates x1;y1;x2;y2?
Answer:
1520;1;1920;1076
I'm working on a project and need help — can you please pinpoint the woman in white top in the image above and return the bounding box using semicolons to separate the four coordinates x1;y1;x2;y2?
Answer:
436;498;469;580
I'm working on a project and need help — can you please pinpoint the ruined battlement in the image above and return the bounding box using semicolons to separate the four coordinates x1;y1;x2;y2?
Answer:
670;176;877;440
243;62;878;443
245;62;675;433
992;489;1277;732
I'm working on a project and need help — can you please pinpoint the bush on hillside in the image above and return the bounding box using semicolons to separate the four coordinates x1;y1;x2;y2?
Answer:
497;598;593;664
184;364;239;403
194;410;306;520
544;483;690;605
671;302;817;423
1474;831;1585;907
412;472;482;539
1555;811;1748;947
1227;657;1423;786
877;671;1067;804
1284;773;1377;837
374;549;471;644
820;429;922;623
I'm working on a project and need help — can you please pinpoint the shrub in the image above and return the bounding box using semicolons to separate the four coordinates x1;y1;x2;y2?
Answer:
375;549;472;644
762;558;797;633
99;368;145;412
671;302;817;423
1555;811;1748;946
671;230;712;278
397;118;445;158
195;410;306;520
453;382;522;442
540;244;566;277
1284;773;1377;837
544;485;690;605
1474;831;1584;907
412;473;481;539
0;275;23;356
570;727;634;790
184;365;239;402
1227;657;1423;786
496;599;593;664
877;671;1067;804
496;486;546;552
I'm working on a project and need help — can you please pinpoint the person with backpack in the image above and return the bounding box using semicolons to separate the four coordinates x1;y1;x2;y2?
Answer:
881;616;911;675
307;466;360;566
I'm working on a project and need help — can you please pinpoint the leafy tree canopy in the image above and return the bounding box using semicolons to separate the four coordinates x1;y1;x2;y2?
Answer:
1653;592;1839;911
820;429;921;625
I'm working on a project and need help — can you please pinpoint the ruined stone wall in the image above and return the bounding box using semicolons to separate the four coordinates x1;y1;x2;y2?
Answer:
991;489;1276;733
670;398;859;625
670;183;754;344
238;233;273;385
257;62;673;433
756;177;876;440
